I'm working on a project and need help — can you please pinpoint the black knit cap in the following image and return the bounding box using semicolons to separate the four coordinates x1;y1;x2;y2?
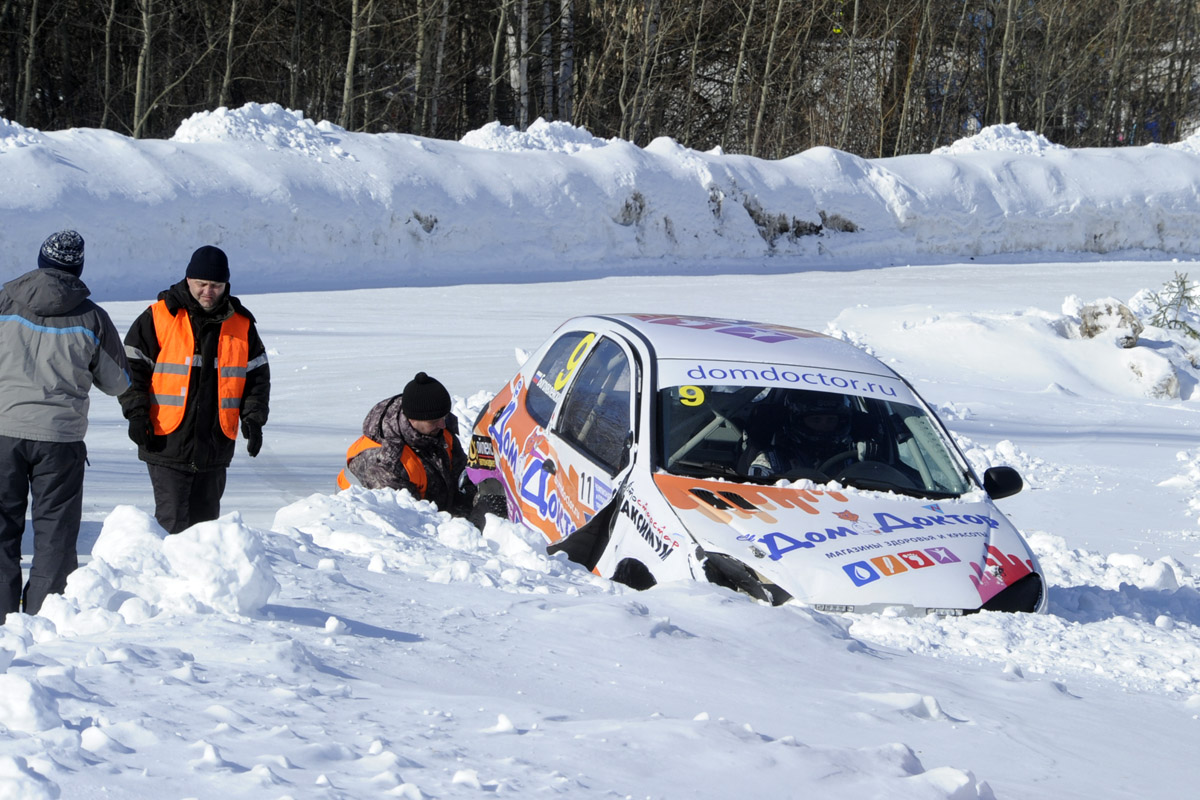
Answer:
185;245;230;283
38;230;85;276
401;372;451;421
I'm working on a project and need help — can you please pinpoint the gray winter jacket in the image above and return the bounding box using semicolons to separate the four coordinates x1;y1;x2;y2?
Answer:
0;268;130;442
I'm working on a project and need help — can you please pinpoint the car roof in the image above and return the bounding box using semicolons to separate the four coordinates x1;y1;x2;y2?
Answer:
580;313;899;377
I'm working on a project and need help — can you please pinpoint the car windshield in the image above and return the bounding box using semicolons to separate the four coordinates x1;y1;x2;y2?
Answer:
658;384;972;498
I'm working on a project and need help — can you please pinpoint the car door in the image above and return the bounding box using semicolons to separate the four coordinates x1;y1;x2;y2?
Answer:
500;328;601;542
539;334;639;540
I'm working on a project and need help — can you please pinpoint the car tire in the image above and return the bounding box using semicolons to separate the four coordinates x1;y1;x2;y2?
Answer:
611;558;657;591
468;478;509;529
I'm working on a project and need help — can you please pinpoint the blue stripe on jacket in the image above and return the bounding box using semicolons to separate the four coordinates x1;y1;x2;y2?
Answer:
0;313;102;346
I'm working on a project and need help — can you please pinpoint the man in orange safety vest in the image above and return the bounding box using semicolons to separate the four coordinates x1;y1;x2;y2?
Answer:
119;245;270;534
338;372;476;518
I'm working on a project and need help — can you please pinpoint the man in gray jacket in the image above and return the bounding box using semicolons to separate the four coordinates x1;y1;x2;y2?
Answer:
0;231;129;617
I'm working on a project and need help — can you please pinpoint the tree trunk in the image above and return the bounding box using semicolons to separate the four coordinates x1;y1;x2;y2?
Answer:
430;0;449;132
489;1;508;122
133;0;154;138
413;0;427;131
558;0;573;121
289;0;304;110
18;0;39;123
506;0;529;129
997;0;1017;124
721;0;756;152
681;0;706;140
894;0;935;155
750;0;786;157
339;0;360;129
219;0;239;108
540;0;552;119
101;0;117;129
836;0;860;150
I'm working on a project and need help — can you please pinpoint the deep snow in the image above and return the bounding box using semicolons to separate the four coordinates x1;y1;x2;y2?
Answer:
0;105;1197;799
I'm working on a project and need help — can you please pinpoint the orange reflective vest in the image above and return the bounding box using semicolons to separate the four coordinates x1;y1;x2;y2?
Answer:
336;430;455;496
149;300;250;440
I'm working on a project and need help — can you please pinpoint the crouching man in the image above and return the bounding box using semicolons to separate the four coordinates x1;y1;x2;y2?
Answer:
338;372;479;520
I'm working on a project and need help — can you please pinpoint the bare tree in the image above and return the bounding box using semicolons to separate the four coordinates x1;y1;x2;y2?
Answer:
558;0;573;120
18;0;40;122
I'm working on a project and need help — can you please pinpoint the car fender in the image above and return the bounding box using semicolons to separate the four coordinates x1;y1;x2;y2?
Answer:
590;480;699;585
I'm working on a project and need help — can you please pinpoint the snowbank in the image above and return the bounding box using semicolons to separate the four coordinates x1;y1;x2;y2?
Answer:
3;103;1200;300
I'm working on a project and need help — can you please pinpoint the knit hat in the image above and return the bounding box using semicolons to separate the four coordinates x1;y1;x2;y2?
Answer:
401;372;452;421
38;230;85;276
185;245;230;283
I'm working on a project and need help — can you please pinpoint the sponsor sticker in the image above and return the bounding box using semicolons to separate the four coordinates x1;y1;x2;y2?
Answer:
468;434;496;470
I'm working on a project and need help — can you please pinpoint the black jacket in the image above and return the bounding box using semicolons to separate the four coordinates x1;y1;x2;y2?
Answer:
119;280;270;471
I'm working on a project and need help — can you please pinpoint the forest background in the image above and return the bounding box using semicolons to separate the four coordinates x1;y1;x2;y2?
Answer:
2;0;1194;157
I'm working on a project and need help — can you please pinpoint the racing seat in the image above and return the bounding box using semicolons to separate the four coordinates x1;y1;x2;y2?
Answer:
735;403;790;477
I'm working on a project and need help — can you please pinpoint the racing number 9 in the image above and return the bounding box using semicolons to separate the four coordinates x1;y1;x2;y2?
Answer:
554;333;596;391
679;385;705;406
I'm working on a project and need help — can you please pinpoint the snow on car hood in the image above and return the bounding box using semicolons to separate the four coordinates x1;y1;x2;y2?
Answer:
650;473;1038;612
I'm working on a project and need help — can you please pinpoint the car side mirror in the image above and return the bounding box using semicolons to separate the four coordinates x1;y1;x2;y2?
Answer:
983;466;1023;500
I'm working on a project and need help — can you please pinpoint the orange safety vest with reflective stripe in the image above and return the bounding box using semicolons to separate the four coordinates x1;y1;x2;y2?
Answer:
149;300;250;440
336;429;455;495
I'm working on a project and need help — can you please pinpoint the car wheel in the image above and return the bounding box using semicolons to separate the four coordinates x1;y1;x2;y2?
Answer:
468;478;509;529
611;558;657;591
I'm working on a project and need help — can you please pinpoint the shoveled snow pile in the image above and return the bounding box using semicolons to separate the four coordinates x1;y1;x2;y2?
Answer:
460;117;612;153
932;122;1067;155
172;102;349;160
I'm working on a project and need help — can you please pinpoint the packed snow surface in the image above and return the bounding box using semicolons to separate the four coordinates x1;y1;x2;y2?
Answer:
1;104;1198;798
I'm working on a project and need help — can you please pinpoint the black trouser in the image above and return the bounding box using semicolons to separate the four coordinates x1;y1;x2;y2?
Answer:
147;463;227;534
0;435;86;617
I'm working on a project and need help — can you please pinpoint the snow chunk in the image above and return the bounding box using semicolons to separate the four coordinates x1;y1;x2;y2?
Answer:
1078;297;1144;348
55;506;278;626
955;435;1060;489
0;117;42;151
273;487;605;593
172;102;345;158
0;756;58;800
1168;127;1200;156
0;674;61;732
933;122;1065;155
160;515;280;615
460;117;610;153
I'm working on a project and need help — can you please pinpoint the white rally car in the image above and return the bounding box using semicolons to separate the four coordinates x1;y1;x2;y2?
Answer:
467;314;1046;615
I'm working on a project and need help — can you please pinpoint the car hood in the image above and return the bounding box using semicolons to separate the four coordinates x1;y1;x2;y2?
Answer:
651;473;1042;613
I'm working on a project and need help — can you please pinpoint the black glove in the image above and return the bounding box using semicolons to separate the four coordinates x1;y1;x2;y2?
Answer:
127;415;153;447
242;419;263;457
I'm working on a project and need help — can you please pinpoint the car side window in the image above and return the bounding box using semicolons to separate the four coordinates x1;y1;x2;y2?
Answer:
555;337;633;473
525;331;596;427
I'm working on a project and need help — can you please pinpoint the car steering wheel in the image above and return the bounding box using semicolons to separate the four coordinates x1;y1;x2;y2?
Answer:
818;448;860;474
833;459;920;490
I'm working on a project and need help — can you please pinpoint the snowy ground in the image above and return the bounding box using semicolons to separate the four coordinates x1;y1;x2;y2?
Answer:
1;107;1199;798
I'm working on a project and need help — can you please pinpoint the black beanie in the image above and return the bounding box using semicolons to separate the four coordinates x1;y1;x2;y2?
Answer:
401;372;452;421
38;230;85;276
186;245;230;283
